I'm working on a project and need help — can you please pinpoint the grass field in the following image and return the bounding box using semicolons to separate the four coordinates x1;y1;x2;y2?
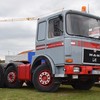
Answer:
0;85;100;100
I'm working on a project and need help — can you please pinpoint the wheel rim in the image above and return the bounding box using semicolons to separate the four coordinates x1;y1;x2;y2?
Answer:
38;70;51;86
7;72;16;83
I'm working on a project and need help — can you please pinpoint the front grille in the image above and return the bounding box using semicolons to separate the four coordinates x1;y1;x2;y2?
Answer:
83;49;100;64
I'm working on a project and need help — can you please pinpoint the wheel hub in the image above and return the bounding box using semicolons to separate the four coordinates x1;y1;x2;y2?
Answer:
39;71;51;86
7;72;16;83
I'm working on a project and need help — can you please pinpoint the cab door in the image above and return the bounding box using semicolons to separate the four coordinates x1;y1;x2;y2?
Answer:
45;15;64;65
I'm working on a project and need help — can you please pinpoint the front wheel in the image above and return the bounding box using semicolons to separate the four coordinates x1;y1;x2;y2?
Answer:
32;64;60;92
72;80;94;90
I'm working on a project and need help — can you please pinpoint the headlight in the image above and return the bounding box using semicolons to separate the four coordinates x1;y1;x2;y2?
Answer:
73;67;80;73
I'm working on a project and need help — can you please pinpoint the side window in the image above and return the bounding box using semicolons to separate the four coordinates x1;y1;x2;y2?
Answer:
48;16;63;38
37;21;46;41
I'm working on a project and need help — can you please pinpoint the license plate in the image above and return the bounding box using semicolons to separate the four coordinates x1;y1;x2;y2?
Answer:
72;75;78;79
92;70;100;74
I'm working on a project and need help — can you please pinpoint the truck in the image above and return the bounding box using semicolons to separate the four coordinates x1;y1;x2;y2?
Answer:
0;7;100;92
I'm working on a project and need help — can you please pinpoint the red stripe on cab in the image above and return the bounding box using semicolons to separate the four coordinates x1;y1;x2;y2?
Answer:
47;41;64;49
36;45;45;50
71;40;100;49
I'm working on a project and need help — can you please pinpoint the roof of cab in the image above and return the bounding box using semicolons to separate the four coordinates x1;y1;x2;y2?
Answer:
38;10;100;22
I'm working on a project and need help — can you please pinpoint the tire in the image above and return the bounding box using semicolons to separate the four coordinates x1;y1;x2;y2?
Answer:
72;80;94;90
0;65;4;88
32;64;60;92
4;66;22;88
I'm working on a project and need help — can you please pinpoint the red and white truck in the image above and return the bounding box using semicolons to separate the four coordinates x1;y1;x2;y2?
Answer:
0;8;100;92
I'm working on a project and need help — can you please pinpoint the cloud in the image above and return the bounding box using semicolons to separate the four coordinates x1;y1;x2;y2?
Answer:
0;21;36;59
0;24;35;40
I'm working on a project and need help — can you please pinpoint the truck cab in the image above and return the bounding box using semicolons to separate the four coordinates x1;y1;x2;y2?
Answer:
35;10;100;71
32;10;100;91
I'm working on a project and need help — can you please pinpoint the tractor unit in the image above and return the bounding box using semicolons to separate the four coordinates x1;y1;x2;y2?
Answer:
0;8;100;92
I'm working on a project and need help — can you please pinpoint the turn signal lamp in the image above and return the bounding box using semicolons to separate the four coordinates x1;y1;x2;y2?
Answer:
81;6;86;12
66;59;73;63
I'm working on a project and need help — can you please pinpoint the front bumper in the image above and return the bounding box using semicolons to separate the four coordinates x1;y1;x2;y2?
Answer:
64;65;100;75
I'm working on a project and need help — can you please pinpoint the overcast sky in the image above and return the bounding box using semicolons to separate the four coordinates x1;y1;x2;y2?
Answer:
0;0;100;60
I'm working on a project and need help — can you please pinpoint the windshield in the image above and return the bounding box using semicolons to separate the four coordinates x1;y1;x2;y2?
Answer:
66;14;100;39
